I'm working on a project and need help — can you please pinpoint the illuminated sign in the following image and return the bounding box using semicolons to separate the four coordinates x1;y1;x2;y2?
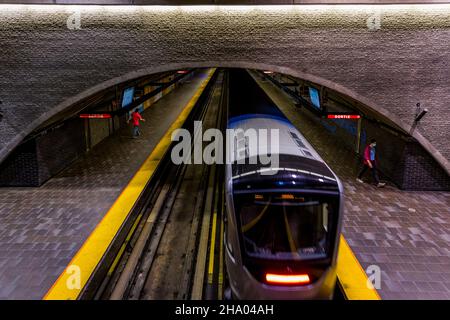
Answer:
121;87;135;108
79;114;112;119
308;87;321;110
327;114;361;119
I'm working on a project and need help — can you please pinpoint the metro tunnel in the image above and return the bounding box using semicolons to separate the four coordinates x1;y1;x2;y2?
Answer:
0;2;450;310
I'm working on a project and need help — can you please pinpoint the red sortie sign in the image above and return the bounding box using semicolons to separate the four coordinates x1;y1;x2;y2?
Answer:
79;114;112;119
327;114;360;119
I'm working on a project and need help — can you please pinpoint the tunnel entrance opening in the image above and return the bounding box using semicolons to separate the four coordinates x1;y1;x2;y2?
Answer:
0;65;448;191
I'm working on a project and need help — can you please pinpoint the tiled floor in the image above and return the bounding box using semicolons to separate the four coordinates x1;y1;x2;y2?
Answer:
0;69;212;299
253;71;450;300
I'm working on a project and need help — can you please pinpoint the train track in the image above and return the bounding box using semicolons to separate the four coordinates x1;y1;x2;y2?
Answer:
79;69;348;301
84;70;227;300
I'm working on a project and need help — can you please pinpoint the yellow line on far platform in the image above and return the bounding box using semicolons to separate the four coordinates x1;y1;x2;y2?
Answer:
337;235;381;300
207;212;217;285
44;68;216;300
217;211;224;300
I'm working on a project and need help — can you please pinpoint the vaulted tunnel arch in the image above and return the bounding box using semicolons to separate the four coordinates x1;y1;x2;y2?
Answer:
3;61;448;178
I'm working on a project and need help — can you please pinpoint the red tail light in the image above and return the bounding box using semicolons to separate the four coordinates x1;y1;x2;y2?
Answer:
265;273;310;285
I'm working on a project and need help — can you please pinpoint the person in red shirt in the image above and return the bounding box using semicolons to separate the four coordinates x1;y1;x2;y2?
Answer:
131;109;145;138
357;138;385;187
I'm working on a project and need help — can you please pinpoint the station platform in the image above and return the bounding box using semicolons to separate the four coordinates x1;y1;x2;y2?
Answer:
252;71;450;300
0;69;213;299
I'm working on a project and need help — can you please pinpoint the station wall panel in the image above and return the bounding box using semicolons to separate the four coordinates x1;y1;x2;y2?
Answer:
0;118;86;187
36;118;86;185
358;119;449;190
400;141;450;191
0;140;39;186
88;118;111;148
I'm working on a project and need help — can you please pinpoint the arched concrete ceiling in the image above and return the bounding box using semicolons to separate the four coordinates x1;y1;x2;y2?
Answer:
0;4;449;173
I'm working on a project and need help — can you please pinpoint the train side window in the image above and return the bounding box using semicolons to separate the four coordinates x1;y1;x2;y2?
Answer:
290;131;307;149
323;204;329;232
302;149;313;157
294;139;306;149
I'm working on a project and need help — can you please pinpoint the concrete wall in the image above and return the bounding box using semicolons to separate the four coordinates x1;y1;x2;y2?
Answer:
86;104;114;149
0;5;449;174
1;1;450;4
0;117;85;186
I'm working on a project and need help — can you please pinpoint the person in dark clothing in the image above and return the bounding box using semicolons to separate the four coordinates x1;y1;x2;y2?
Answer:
357;138;386;188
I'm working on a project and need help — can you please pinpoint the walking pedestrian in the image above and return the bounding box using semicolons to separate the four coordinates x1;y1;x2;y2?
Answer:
356;138;386;188
131;108;145;138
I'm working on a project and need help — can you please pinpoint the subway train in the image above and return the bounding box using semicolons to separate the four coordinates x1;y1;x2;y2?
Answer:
224;69;344;299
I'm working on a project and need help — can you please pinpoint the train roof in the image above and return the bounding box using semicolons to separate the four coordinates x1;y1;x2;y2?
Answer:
228;114;324;164
227;114;340;193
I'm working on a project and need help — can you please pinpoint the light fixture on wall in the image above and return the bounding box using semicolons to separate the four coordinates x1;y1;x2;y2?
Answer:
415;102;428;122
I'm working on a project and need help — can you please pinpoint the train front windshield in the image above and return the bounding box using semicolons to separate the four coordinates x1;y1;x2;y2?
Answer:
235;193;339;261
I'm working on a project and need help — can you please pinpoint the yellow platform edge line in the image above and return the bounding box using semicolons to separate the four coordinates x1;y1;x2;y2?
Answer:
337;235;381;300
44;68;216;300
